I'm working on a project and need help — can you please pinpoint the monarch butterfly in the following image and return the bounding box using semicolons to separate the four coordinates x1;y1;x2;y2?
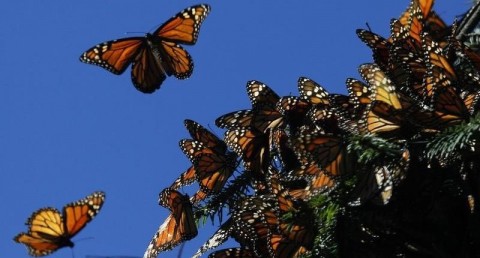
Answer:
356;29;391;69
80;4;210;93
351;148;410;206
14;191;105;257
422;32;469;126
275;96;310;133
179;139;215;163
292;126;351;177
193;152;237;194
270;129;301;172
389;19;425;85
275;194;314;248
399;0;449;43
232;196;278;257
346;78;371;111
180;120;237;195
225;127;270;173
178;120;226;173
296;77;356;133
397;0;433;42
449;38;480;89
424;11;449;42
297;77;330;106
215;110;254;129
462;89;480;115
145;189;197;258
247;80;283;133
358;63;414;137
184;119;228;155
289;162;337;200
169;166;196;190
172;139;213;193
422;32;457;89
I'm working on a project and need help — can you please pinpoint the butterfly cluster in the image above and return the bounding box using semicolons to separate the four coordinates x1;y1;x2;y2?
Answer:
15;1;480;257
143;0;480;257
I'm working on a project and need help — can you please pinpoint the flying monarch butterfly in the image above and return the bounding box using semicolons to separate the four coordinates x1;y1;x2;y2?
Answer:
145;189;197;258
14;191;105;257
80;4;210;93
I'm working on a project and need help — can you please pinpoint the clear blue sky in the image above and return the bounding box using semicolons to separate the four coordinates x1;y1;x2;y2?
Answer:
1;1;467;257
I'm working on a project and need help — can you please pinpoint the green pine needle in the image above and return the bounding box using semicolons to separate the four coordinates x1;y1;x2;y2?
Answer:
426;113;480;161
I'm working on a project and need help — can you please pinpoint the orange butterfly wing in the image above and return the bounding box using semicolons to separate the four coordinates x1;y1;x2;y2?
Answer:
14;208;67;256
154;4;211;45
63;191;105;237
150;4;211;81
80;37;145;75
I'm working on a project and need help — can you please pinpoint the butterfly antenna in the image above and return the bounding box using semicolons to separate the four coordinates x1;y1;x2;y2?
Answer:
177;242;186;258
74;236;95;242
124;32;145;35
366;22;373;32
147;23;165;33
207;123;222;138
70;247;75;258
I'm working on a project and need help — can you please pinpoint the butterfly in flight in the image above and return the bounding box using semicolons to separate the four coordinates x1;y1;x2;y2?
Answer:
80;4;211;93
14;191;105;257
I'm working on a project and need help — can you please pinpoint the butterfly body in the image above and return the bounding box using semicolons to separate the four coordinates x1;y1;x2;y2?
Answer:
80;4;210;93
